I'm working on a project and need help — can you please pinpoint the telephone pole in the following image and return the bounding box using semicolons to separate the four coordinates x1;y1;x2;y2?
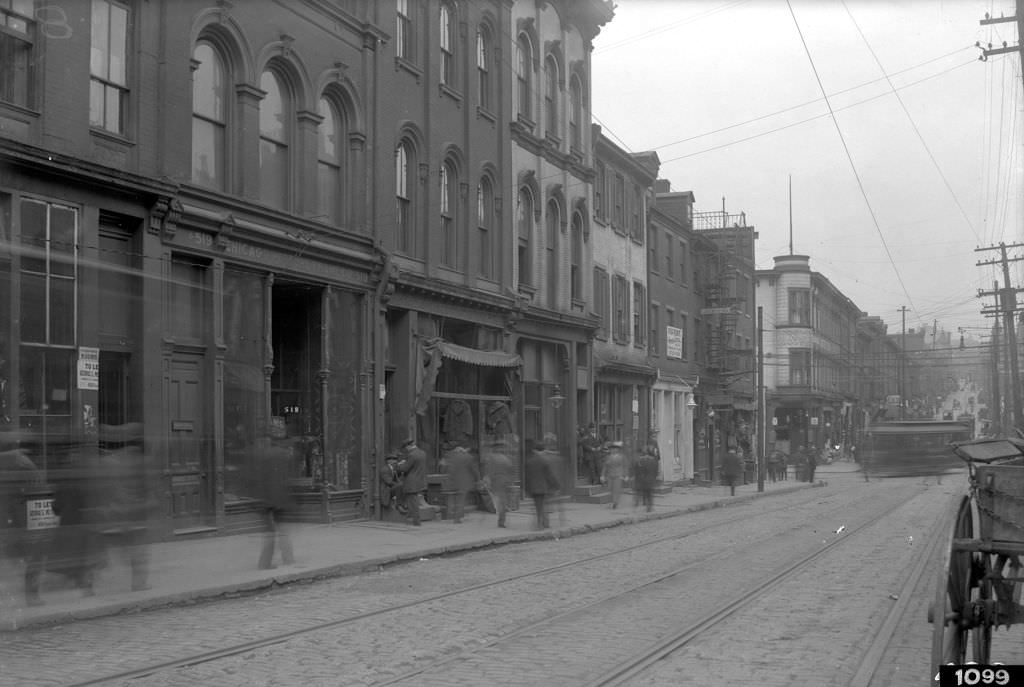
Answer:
979;0;1024;88
898;305;908;420
977;243;1024;433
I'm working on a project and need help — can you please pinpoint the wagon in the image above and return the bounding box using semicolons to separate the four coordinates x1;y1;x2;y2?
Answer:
929;437;1024;670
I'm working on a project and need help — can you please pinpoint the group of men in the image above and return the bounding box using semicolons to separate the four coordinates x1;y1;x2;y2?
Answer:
381;439;426;526
579;423;661;512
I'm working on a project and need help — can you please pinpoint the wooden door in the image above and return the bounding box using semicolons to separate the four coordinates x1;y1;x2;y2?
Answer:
167;355;210;530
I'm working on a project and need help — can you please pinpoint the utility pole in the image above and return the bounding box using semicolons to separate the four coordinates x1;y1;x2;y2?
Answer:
757;306;765;493
898;306;908;420
979;0;1024;88
977;243;1024;433
992;311;1003;431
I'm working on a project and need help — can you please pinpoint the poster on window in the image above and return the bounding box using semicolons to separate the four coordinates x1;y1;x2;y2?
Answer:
77;347;99;390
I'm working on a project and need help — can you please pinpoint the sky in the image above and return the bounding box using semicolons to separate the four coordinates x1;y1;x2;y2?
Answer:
591;0;1023;337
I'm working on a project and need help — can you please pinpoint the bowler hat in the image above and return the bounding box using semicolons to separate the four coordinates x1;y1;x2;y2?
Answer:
401;438;417;451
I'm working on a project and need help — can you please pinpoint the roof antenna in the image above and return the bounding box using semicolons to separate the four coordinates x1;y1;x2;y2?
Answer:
788;174;794;255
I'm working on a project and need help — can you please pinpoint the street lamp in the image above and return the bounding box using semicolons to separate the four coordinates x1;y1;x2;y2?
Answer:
549;384;565;409
686;393;697;410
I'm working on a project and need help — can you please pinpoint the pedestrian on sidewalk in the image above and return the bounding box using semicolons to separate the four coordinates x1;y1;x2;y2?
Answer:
482;440;515;528
580;423;603;485
722;448;743;496
50;449;106;598
398;438;426;526
806;444;818;483
542;434;568;526
633;443;658;511
381;454;405;514
102;430;155;592
525;439;560;529
443;444;479;524
255;422;296;570
601;441;625;508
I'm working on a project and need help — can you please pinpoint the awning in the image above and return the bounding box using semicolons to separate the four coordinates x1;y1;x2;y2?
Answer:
438;341;521;368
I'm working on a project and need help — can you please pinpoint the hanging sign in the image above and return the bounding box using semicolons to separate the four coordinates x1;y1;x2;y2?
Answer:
666;326;683;359
77;347;100;390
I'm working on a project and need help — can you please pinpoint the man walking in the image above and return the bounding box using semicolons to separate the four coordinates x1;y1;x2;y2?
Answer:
525;439;560;529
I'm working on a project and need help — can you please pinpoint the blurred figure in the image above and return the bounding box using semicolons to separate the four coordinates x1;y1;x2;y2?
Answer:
633;443;658;511
398;439;426;526
722;448;743;496
102;432;154;592
601;441;626;509
50;451;106;597
482;441;515;528
579;423;603;485
541;435;567;526
255;425;296;570
0;447;45;605
381;454;405;514
443;444;479;524
806;445;818;483
525;439;560;529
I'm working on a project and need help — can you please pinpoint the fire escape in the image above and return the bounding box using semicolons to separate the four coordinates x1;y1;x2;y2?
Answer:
694;210;748;379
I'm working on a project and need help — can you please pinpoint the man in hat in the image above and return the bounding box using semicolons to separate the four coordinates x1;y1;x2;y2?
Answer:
381;454;405;513
580;422;603;485
397;438;426;526
601;441;626;509
482;440;515;528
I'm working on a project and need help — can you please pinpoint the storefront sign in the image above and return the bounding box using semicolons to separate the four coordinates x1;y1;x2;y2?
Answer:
26;498;59;530
665;326;683;359
77;347;99;390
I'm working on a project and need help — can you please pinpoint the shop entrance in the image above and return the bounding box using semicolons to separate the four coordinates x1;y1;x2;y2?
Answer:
270;284;323;482
167;354;212;530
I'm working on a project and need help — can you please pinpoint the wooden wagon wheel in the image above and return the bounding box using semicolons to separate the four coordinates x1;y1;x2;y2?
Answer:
931;496;976;669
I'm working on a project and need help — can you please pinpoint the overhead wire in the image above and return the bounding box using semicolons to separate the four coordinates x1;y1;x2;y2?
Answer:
784;0;922;329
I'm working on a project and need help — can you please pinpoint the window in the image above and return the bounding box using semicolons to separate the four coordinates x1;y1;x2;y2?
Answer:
593;267;609;339
317;96;344;226
594;162;606;220
544;57;558;139
545;199;558;308
569;76;582;151
395;140;414;254
396;0;413;61
191;42;226;190
19;199;77;433
679;241;687;283
90;0;129;134
516;35;532;121
630;184;642;240
596;382;624;443
649;303;659;355
440;160;457;267
476;27;491;110
477;177;493;278
517;187;533;287
259;70;289;209
613;174;624;230
439;3;453;86
665;233;673;279
680;315;688;360
632;281;645;345
570;212;583;301
647;227;657;273
0;0;34;109
612;274;629;343
789;288;811;325
790;349;811;385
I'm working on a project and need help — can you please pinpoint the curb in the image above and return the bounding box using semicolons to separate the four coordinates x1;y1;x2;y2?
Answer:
2;481;820;631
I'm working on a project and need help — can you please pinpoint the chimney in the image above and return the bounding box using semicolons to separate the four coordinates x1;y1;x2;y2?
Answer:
655;179;671;194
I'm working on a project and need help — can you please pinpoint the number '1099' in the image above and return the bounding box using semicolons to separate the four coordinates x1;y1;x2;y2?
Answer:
947;668;1011;686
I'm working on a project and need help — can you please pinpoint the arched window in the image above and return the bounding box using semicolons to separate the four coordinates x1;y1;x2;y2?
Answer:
544;57;558;139
477;177;494;278
546;199;559;308
569;75;583;151
259;69;289;209
192;42;226;190
395;139;414;254
440;159;457;267
440;3;454;86
476;26;491;110
517;186;533;287
516;35;532;121
317;96;344;226
571;211;584;301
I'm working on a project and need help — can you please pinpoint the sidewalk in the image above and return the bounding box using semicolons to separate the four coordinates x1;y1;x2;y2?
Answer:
0;465;851;632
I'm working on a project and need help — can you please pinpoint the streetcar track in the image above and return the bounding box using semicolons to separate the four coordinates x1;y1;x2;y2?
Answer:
581;490;927;687
61;481;894;686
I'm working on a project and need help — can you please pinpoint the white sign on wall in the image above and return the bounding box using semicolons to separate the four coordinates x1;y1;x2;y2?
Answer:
665;326;683;359
77;346;100;390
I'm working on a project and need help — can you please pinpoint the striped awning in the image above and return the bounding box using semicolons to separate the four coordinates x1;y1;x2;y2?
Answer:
437;341;521;368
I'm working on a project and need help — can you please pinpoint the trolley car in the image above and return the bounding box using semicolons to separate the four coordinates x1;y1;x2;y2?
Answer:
862;420;973;478
930;437;1024;669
